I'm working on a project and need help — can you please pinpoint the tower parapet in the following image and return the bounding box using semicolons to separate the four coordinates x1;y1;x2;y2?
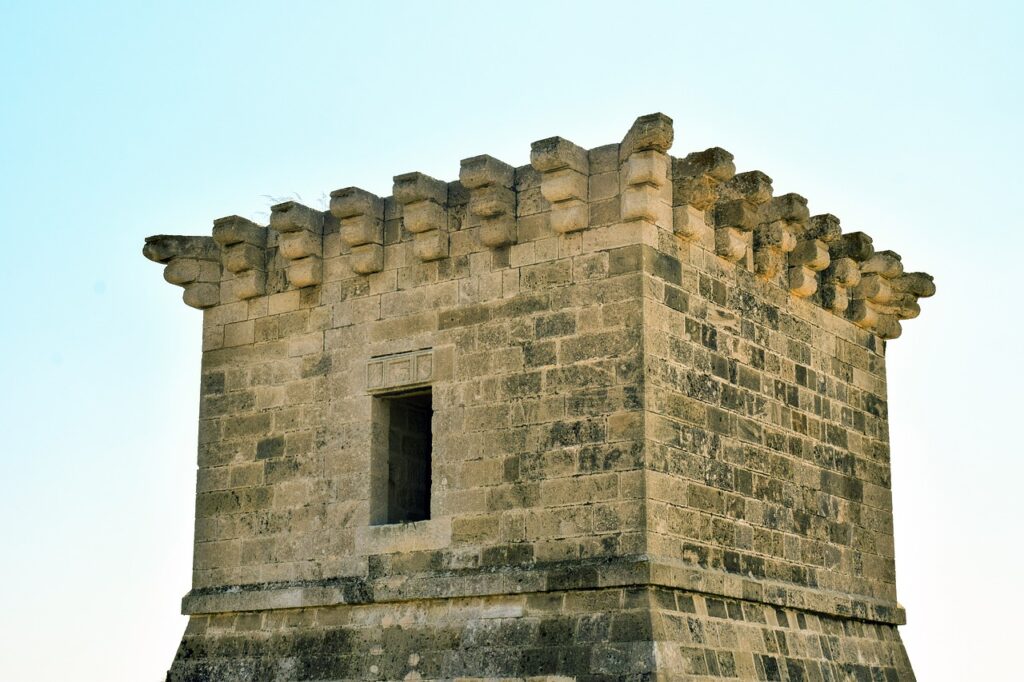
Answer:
144;113;932;680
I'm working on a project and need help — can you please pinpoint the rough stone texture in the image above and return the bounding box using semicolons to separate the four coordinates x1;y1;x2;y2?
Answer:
144;113;934;680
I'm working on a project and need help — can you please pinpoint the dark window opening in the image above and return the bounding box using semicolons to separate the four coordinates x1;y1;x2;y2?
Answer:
376;389;432;524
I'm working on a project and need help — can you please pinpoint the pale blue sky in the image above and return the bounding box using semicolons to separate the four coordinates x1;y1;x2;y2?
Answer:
1;2;1020;680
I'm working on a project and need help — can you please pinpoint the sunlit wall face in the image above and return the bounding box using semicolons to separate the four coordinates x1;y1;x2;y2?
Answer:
0;2;1020;681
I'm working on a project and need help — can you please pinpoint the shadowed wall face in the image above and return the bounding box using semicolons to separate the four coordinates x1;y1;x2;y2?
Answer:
145;113;932;680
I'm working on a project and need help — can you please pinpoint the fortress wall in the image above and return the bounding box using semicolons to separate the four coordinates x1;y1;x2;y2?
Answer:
176;144;653;596
142;112;933;679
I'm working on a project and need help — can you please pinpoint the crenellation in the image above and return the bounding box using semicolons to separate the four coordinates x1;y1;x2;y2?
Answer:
847;250;935;339
212;215;267;301
530;135;590;234
143;234;222;309
712;170;774;269
753;193;806;282
459;154;517;248
393;171;450;261
329;186;385;275
269;201;324;288
143;112;935;680
619;113;674;229
671;147;735;250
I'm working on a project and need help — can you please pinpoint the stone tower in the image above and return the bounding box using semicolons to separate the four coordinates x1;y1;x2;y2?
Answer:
144;113;934;681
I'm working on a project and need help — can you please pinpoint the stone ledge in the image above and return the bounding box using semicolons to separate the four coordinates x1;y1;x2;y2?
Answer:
181;555;904;625
355;517;452;555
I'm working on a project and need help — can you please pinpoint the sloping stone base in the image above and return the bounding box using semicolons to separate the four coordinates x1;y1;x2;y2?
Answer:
168;587;912;681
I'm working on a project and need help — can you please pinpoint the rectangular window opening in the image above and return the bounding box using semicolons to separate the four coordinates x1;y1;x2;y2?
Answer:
372;389;432;525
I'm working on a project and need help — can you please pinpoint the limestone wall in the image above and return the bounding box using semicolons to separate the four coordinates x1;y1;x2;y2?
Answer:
643;215;904;621
144;112;933;679
151;140;656;600
170;587;911;681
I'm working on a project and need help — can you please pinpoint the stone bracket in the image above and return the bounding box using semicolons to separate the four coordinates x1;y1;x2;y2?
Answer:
754;193;807;281
394;172;449;261
531;136;590;234
671;147;735;243
331;186;385;274
460;154;517;248
212;215;267;301
619;113;674;228
712;171;773;267
142;235;222;309
269;201;324;288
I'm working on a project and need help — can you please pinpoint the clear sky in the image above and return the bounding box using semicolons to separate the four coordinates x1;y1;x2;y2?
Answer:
1;1;1020;680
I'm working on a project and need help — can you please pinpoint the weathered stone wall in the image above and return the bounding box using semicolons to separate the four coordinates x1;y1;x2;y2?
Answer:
144;112;933;680
642;223;902;614
185;153;650;595
171;587;911;681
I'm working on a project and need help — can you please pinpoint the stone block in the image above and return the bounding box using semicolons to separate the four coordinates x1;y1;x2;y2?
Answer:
413;229;448;261
288;257;323;288
212;216;266;247
788;266;818;298
182;282;220;309
623;150;669;187
393;172;448;205
330;186;384;219
229;270;266;301
530;137;589;174
715;228;747;262
270;201;323;234
620;112;674;159
621;190;671;225
402;201;447;234
540;168;588;203
340;214;383;247
163;258;200;285
550;201;589;234
460;154;515;190
479;217;516;248
468;185;513;219
351;243;384;275
222;243;264;274
279;230;322;260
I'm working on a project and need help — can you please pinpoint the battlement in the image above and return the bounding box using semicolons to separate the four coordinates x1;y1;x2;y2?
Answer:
144;114;930;680
145;113;933;340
